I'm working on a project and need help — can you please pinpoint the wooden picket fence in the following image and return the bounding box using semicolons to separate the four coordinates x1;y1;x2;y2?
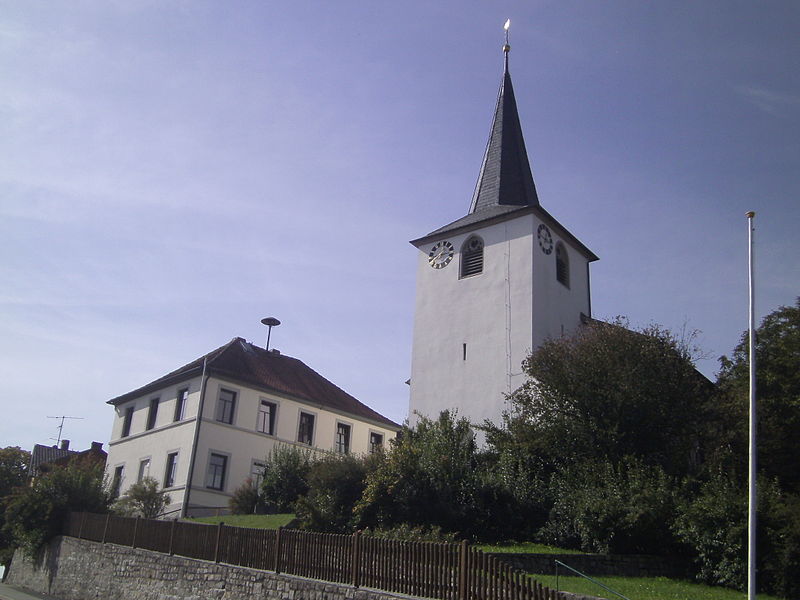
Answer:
65;512;565;600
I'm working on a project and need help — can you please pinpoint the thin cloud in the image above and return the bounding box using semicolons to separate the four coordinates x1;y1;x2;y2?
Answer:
735;84;800;117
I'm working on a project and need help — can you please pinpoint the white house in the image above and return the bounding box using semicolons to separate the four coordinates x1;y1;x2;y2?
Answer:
105;337;400;517
408;44;598;430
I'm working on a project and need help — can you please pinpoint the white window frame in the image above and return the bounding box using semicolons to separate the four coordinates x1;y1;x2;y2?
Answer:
121;405;134;438
335;420;352;454
137;457;151;482
205;450;230;491
146;397;160;431
297;410;316;446
215;387;238;425
111;464;125;498
256;398;278;435
250;459;266;488
368;430;385;454
174;387;189;422
164;451;179;489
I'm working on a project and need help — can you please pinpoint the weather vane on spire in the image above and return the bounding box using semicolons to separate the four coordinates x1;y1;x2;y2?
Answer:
503;19;511;69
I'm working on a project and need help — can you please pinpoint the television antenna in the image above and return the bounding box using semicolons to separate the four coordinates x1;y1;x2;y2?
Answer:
47;415;83;446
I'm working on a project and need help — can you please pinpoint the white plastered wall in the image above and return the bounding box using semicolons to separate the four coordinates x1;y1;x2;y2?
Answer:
409;212;591;430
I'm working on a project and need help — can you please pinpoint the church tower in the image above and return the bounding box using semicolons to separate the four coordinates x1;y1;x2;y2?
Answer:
408;35;598;428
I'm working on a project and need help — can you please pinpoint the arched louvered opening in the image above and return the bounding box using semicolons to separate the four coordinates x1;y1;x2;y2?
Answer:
556;242;570;288
460;236;484;278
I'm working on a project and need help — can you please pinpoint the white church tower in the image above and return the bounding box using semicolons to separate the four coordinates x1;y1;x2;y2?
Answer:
408;36;598;428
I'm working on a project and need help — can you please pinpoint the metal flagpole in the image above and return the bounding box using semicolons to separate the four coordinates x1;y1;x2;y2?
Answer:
746;210;757;600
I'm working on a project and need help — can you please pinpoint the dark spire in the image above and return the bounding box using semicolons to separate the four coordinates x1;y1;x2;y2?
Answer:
468;34;539;214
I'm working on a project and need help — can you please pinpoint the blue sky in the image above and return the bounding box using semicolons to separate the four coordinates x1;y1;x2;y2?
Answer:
2;1;798;452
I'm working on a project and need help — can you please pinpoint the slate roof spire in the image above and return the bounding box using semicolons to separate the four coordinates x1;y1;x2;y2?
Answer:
468;27;540;214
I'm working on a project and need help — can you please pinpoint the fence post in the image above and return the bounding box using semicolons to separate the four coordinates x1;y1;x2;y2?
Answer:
351;530;362;588
169;518;177;555
131;517;139;548
102;513;110;543
458;540;468;600
77;511;87;539
131;516;140;549
214;521;224;563
274;526;282;574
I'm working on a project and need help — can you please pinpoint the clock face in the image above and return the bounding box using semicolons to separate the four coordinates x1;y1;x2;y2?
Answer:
428;240;454;269
537;224;553;255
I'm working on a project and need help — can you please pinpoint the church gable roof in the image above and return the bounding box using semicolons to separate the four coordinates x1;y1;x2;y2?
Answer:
108;338;399;429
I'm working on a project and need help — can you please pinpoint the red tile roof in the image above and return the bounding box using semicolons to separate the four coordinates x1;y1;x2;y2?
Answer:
108;338;399;429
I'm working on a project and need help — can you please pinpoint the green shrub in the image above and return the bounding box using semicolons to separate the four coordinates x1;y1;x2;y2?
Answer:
356;412;485;537
540;456;679;555
229;478;261;515
111;477;171;519
673;471;746;589
3;460;110;556
295;453;371;533
259;445;314;512
362;523;459;543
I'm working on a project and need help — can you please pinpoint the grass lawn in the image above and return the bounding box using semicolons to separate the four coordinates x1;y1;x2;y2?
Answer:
477;541;583;554
189;513;295;529
530;574;783;600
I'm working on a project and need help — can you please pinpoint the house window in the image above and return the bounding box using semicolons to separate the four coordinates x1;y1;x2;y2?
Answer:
298;412;315;446
174;388;188;421
460;236;484;278
111;465;124;498
335;422;351;454
121;406;134;438
556;242;570;288
369;432;384;454
137;458;150;482
215;389;236;424
257;399;277;435
250;460;266;487
205;453;228;491
164;452;178;488
146;397;159;431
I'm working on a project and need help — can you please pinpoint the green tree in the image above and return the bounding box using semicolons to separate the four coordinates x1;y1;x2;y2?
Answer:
4;458;110;557
487;318;712;476
717;298;800;492
259;445;314;513
0;446;30;567
295;453;374;533
111;476;171;519
540;456;679;555
356;411;501;539
229;478;261;515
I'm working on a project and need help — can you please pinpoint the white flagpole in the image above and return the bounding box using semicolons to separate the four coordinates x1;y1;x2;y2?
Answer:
746;210;757;600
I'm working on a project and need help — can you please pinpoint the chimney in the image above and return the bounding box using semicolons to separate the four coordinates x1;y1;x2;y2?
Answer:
60;440;70;450
91;441;103;451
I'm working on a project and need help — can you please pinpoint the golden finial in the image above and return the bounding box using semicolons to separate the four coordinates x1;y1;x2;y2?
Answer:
503;19;511;54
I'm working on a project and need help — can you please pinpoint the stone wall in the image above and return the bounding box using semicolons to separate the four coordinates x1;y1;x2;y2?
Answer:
487;552;689;579
8;536;407;600
8;536;606;600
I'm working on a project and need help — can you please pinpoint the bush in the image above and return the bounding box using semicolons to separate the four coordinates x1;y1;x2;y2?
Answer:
229;478;261;515
356;411;512;540
673;470;746;588
260;445;314;512
540;456;679;555
3;460;110;556
111;477;171;519
295;453;372;533
362;523;459;543
762;491;800;598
